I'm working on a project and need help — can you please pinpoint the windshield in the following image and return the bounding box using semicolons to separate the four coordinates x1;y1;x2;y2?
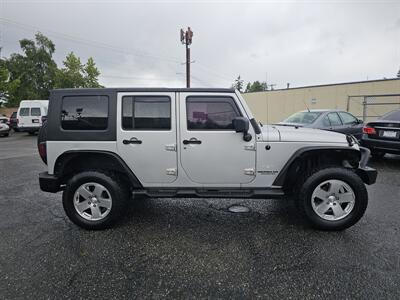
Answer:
283;111;322;124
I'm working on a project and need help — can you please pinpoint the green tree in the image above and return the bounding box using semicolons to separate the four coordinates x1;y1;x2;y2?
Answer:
55;52;85;88
55;53;103;88
0;65;21;107
83;57;102;88
231;75;244;92
5;32;57;102
245;81;268;93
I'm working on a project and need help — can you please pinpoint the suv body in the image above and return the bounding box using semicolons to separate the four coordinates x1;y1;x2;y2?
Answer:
38;88;377;230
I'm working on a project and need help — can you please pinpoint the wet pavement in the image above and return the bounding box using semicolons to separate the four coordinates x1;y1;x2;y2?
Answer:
0;132;399;299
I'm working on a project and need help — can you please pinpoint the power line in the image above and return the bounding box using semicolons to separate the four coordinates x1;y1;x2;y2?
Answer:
0;17;181;64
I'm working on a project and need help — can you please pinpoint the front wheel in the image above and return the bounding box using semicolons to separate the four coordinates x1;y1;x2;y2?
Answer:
62;171;129;230
298;167;368;231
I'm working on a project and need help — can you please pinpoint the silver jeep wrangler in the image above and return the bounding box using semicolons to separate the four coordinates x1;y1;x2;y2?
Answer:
38;88;377;230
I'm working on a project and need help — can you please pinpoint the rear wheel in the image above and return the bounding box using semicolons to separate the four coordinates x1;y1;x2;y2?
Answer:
28;131;35;135
298;167;368;231
63;171;129;230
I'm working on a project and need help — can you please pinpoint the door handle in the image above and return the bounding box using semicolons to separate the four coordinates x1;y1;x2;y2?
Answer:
183;138;202;145
123;138;142;145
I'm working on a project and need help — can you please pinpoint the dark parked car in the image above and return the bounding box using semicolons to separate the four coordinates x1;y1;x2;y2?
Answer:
279;109;364;140
361;109;400;158
9;111;18;131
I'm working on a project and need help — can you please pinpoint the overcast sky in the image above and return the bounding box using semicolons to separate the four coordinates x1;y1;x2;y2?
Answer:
1;0;399;89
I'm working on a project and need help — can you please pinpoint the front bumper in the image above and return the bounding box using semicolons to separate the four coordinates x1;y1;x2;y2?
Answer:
356;146;377;185
39;172;61;193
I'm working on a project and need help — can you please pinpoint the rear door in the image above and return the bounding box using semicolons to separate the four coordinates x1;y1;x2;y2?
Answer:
178;92;256;185
117;92;178;185
17;107;31;128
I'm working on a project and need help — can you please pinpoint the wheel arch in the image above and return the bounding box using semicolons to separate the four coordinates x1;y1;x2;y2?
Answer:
274;146;361;189
54;150;143;188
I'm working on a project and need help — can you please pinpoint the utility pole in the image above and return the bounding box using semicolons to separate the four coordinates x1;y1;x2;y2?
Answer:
180;27;193;88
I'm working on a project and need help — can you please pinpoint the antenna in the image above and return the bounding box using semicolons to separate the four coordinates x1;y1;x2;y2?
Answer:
302;98;310;112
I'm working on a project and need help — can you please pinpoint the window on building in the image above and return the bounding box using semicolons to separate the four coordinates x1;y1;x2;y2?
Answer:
122;96;171;130
186;96;241;130
61;95;109;130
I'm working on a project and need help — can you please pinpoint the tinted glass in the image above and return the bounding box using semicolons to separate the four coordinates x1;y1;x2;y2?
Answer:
11;112;17;118
328;112;342;126
186;97;240;130
322;115;331;127
122;96;171;130
61;95;108;130
20;108;29;116
339;112;357;124
284;112;321;124
381;110;400;121
31;108;41;116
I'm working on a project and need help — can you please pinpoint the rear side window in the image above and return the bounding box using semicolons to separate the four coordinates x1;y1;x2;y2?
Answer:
122;96;171;130
31;108;41;116
327;112;342;126
61;95;109;130
186;96;241;130
19;108;30;116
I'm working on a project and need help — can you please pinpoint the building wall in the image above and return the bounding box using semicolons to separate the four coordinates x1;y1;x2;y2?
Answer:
242;78;400;123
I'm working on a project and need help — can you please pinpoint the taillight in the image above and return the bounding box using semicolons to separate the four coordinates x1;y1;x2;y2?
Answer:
38;142;47;164
363;126;376;135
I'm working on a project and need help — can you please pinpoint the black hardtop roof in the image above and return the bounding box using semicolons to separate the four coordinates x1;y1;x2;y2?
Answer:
51;87;235;94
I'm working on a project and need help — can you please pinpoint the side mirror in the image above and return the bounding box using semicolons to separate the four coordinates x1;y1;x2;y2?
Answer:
357;119;363;124
233;117;252;142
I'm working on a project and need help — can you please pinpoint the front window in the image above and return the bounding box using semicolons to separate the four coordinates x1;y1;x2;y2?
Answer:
284;111;321;124
339;112;358;124
186;96;241;130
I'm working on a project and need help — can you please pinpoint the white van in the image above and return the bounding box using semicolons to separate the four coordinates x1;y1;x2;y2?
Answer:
17;100;49;134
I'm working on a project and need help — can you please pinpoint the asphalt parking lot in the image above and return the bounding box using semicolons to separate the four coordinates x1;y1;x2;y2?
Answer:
0;132;399;299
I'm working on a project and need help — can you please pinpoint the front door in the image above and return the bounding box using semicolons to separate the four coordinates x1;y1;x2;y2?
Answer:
179;93;256;185
117;92;177;185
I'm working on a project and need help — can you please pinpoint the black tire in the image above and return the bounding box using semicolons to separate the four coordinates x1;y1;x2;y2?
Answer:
13;128;19;132
63;171;130;230
28;131;35;135
371;150;385;159
298;167;368;231
4;133;9;137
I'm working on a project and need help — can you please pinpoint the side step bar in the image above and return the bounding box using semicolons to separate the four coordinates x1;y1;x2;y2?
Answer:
133;188;285;199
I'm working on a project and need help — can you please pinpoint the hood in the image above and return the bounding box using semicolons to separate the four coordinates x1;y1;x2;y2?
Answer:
261;125;348;144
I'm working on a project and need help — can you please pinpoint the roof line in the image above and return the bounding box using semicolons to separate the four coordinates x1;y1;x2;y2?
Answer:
244;77;400;94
